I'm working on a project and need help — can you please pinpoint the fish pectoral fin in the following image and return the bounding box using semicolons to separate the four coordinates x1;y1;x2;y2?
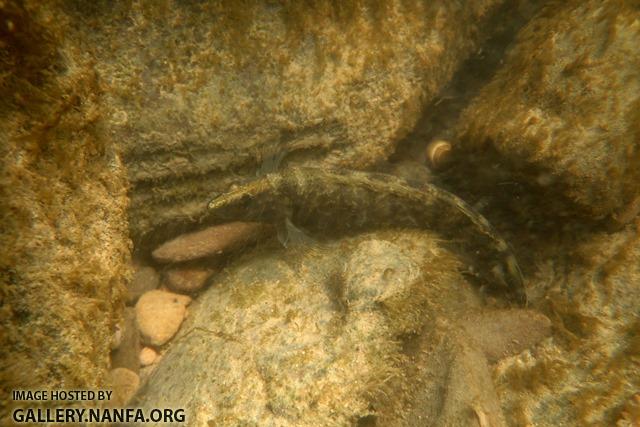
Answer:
277;217;316;248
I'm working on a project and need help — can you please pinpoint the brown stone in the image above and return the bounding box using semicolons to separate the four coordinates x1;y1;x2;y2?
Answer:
108;368;140;407
135;290;191;346
152;222;265;263
139;347;159;367
164;267;212;294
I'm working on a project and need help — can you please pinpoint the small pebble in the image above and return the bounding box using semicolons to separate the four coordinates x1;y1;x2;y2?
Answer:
108;367;140;406
128;265;160;305
139;347;158;366
164;267;212;294
135;290;191;346
151;222;265;263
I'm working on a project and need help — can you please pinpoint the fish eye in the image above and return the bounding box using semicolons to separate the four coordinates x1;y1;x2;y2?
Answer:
208;193;222;209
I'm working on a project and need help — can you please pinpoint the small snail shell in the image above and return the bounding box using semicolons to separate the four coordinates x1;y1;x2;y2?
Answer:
426;139;452;169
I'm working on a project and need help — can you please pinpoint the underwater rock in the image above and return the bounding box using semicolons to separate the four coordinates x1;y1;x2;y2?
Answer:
494;225;640;426
0;1;130;422
617;393;640;427
139;347;158;367
460;309;552;363
57;0;512;247
152;222;266;263
110;308;141;374
132;230;550;426
135;290;191;346
128;265;160;304
164;267;212;294
456;0;640;221
108;368;140;407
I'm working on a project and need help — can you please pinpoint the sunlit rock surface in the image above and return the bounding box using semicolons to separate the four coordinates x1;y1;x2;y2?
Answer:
134;230;550;426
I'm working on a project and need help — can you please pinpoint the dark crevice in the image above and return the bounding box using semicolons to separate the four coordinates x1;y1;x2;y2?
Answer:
392;0;549;163
356;414;377;427
387;0;611;279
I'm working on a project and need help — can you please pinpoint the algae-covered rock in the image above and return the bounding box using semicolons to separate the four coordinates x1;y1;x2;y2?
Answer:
0;0;130;421
133;230;550;426
59;0;510;246
456;0;640;220
494;224;640;426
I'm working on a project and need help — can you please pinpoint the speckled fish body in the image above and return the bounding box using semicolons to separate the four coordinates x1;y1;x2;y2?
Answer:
207;167;526;303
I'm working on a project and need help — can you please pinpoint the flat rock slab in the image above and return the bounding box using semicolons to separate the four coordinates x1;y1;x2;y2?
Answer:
152;222;265;263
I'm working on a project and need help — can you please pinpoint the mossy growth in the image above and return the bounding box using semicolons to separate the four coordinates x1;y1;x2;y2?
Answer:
0;0;131;422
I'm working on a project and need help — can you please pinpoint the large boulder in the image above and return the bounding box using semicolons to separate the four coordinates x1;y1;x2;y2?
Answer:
456;0;640;221
60;0;510;246
0;1;130;421
494;224;640;426
133;230;551;426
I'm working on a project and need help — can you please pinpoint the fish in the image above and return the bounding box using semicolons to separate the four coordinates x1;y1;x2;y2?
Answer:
207;167;526;304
